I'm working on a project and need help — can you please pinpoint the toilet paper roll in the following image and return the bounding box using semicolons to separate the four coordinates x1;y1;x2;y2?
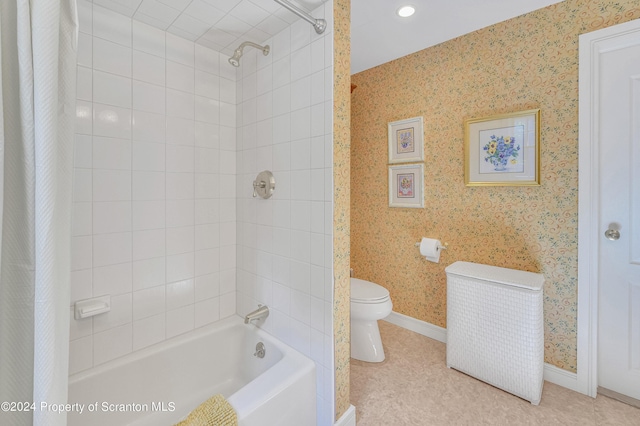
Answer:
419;237;441;263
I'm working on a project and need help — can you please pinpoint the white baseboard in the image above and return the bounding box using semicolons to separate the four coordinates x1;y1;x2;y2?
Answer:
543;362;580;393
384;311;582;395
384;311;447;343
334;404;356;426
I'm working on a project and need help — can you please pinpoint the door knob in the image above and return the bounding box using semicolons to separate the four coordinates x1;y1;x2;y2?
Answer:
604;228;620;241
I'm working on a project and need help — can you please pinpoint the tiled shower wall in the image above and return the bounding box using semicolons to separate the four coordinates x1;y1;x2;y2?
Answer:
69;2;238;373
68;1;336;425
234;3;335;425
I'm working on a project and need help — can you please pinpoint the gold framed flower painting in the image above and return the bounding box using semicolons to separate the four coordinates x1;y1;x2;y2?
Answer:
464;109;540;186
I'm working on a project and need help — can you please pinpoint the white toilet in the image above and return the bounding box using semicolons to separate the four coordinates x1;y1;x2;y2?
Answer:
350;277;393;362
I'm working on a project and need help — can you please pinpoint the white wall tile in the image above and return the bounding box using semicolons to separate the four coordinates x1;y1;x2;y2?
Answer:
290;201;311;232
92;136;131;170
93;323;132;365
133;20;165;57
93;5;131;47
132;257;166;290
195;44;220;74
74;134;93;168
195;174;219;199
195;272;220;301
196;199;219;224
71;236;92;271
291;138;310;170
291;230;310;263
77;66;92;101
76;101;93;135
272;114;291;144
195;70;220;99
291;107;311;141
93;232;132;267
69;307;93;341
133;313;165;350
69;336;93;375
166;252;195;283
166;145;195;172
310;201;324;234
166;279;194;310
93;103;131;139
195;297;220;328
219;77;236;104
166;89;195;119
93;38;132;77
166;304;194;338
133;50;165;86
93;262;132;296
291;47;311;81
133;141;165;171
133;81;165;114
291;289;310;325
133;171;165;200
72;202;92;237
310;233;324;267
132;200;165;230
195;148;220;174
291;76;311;111
132;110;165;143
93;201;132;234
133;229;166;260
166;173;195;200
93;293;132;333
133;285;166;320
219;291;235;318
195;248;220;276
310;169;324;202
196;122;220;149
290;170;310;201
166;116;195;146
310;265;324;299
78;33;93;68
195;96;220;124
166;33;194;66
166;226;194;255
167;60;195;93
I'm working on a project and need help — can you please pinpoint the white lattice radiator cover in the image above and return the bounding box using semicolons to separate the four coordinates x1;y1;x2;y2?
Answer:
445;261;545;405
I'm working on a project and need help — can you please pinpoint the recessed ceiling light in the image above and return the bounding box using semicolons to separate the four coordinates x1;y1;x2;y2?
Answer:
397;5;415;18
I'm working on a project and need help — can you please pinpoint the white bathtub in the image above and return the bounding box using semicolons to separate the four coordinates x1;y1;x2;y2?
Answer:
67;316;316;426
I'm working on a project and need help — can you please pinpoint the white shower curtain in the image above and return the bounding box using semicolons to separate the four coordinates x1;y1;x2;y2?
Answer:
0;1;77;425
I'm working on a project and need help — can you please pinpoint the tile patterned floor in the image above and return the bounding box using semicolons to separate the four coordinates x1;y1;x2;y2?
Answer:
350;321;640;425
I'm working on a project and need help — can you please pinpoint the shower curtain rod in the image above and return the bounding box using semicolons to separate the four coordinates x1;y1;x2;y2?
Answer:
273;0;326;34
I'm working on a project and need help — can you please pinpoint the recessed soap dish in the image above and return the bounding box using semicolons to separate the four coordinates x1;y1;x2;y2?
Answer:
74;295;111;319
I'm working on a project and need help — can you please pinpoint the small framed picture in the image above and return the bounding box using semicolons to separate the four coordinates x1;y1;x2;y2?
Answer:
465;109;540;186
389;164;424;208
388;116;424;163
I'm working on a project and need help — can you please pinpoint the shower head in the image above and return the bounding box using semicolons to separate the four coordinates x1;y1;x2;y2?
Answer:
228;42;270;67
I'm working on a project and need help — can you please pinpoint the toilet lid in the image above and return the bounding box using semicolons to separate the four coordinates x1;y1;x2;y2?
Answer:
351;278;390;303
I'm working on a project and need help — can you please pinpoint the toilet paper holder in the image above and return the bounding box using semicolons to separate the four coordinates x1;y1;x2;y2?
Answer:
414;241;448;250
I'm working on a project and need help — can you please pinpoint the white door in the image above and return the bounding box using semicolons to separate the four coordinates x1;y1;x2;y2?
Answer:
597;28;640;400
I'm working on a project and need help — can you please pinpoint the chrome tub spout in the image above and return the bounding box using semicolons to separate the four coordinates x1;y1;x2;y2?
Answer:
244;305;269;324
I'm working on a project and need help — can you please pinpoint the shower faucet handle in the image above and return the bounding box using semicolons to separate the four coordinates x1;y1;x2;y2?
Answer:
252;171;275;199
253;180;266;198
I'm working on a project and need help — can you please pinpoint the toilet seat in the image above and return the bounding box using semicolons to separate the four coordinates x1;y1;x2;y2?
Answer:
351;278;390;304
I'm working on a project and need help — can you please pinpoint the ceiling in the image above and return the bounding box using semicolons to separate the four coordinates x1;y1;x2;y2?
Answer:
92;0;564;74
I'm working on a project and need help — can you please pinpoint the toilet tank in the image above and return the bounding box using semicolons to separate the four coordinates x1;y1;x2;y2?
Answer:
445;261;545;405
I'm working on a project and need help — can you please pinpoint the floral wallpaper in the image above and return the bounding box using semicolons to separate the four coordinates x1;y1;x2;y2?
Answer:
350;0;640;373
333;0;351;420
